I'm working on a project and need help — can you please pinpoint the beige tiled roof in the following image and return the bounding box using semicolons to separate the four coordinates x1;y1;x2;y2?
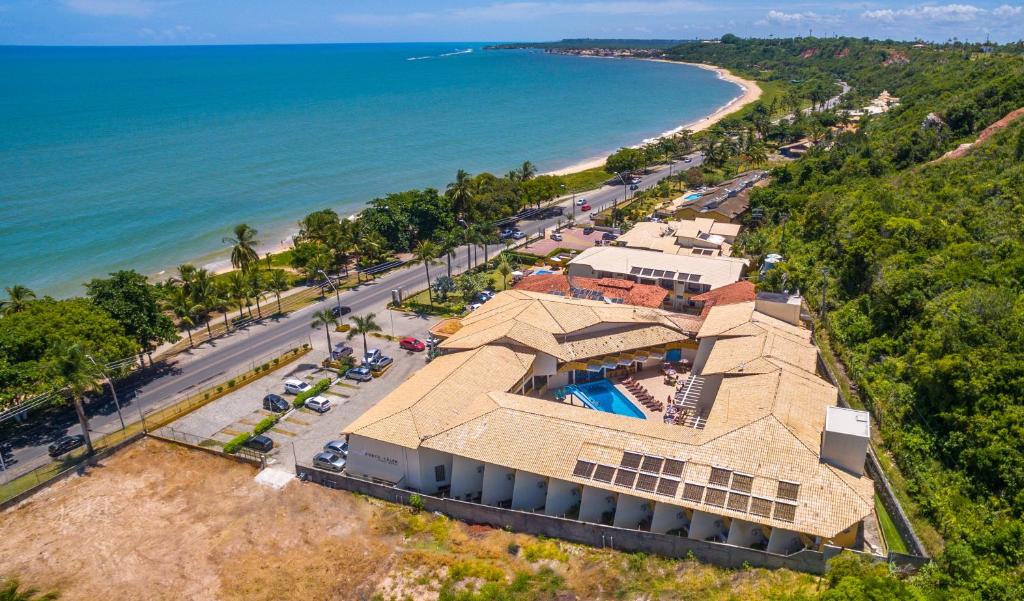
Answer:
700;332;819;376
696;301;810;341
568;246;748;290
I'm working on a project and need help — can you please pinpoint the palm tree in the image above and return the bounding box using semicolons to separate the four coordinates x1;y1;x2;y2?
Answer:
497;256;513;290
413;240;440;304
1;285;36;316
213;281;233;332
0;578;58;601
52;343;99;456
446;169;474;223
742;144;769;167
268;269;290;314
518;160;536;181
223;223;260;272
225;271;250;321
175;263;198;294
347;313;382;360
165;286;200;347
189;269;217;340
437;229;461;278
310;308;337;353
247;269;266;319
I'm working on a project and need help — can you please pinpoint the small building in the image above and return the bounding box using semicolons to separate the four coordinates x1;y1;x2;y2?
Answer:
512;273;670;308
665;170;767;224
567;246;748;313
690;280;757;317
617;217;742;257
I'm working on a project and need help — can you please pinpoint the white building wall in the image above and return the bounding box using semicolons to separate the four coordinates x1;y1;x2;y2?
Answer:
450;456;485;501
579;485;617;524
544;479;581;517
548;372;570;389
692;336;716;374
612;493;653;530
345;435;411;486
727;518;771;549
511;470;548;512
481;463;515;506
688;510;730;542
650;502;691;535
767;527;806;555
532;353;558;377
416;448;453;495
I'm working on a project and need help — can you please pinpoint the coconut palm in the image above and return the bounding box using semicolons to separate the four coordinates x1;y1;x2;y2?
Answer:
310;308;337;353
225;271;251;321
175;263;198;294
1;285;36;316
51;343;99;456
446;169;474;223
223;223;260;272
497;256;513;290
165;286;200;347
213;281;233;332
247;269;266;319
268;269;290;314
742;144;769;167
413;240;440;304
0;577;59;601
437;228;461;278
518;160;536;181
346;313;382;359
189;268;218;340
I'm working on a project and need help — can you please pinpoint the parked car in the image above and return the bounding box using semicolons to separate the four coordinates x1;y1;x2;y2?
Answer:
323;439;349;457
580;203;591;211
345;366;373;382
244;435;274;453
330;305;352;318
331;343;354;360
367;355;393;370
283;379;311;395
263;394;289;413
305;396;332;413
575;197;586;206
499;228;513;239
511;230;526;240
629;184;639;191
467;302;483;312
683;156;692;163
629;176;641;184
602;232;619;241
399;337;426;352
583;226;595;235
47;434;85;458
363;349;382;364
550;232;563;242
313;451;346;472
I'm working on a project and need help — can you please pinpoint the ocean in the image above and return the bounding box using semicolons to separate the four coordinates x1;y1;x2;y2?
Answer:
0;43;739;297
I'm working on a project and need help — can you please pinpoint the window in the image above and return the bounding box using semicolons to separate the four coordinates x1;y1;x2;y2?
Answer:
615;469;638;488
777;481;800;502
434;465;446;482
619;451;643;470
727;492;750;512
709;467;732;487
641;455;664;473
774;502;797;522
656;477;680;497
730;473;753;493
636;473;659;493
682;483;705;502
662;458;685;477
573;460;596;478
749;497;773;518
704;487;727;507
593;464;616;483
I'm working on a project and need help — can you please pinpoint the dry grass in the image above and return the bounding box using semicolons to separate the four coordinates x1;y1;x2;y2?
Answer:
0;440;819;600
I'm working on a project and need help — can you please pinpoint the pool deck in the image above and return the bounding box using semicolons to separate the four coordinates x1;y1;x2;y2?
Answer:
542;368;687;422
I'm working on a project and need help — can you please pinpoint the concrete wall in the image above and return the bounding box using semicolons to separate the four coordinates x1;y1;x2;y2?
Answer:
613;493;653;530
692;337;716;374
481;463;515;507
767;527;805;555
299;466;911;575
417;448;453;495
345;435;410;486
689;510;730;542
450;455;485;501
511;470;548;512
727;518;770;549
545;478;581;518
532;352;558;377
651;502;691;535
580;485;617;524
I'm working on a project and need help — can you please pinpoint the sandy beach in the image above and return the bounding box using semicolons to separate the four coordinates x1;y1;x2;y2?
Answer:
545;60;761;176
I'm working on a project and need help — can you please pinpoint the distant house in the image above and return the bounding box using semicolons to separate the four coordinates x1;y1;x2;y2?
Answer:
662;170;767;224
513;273;670;309
778;139;812;159
617;217;742;257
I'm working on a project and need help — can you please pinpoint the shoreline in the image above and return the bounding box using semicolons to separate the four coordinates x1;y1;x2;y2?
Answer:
166;60;761;280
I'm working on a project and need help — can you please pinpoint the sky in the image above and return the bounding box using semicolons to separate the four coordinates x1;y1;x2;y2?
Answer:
0;1;1022;45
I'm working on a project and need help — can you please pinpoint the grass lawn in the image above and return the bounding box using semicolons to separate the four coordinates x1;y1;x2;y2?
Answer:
560;166;613;192
875;494;910;554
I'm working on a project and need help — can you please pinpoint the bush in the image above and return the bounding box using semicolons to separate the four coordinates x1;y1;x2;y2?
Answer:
409;493;424;512
261;362;270;371
253;415;278;435
223;433;251;454
293;377;331;408
227;378;236;388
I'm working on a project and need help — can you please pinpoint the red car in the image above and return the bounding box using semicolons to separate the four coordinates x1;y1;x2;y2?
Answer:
580;203;591;211
399;337;426;352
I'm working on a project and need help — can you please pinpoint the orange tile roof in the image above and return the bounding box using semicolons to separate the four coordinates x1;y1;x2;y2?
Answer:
691;280;757;317
512;274;669;308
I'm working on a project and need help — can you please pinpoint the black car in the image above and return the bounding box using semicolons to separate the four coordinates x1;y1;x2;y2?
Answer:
330;305;352;318
262;394;289;413
602;232;619;241
48;434;85;458
243;435;274;453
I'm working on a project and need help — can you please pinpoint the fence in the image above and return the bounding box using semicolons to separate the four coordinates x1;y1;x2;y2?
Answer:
296;465;931;575
150;428;265;467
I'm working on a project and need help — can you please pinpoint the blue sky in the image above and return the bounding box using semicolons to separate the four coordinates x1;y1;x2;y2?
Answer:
1;1;1022;45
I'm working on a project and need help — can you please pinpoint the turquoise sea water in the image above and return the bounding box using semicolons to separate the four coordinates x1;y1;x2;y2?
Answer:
0;43;738;297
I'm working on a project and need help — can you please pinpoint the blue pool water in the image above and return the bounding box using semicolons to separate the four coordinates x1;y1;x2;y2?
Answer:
569;380;646;419
684;193;703;201
534;269;556;275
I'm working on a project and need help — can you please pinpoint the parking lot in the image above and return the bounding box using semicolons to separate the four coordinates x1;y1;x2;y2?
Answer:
161;310;439;472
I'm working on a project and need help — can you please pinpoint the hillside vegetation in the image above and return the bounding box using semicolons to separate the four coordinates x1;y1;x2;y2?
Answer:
668;36;1024;599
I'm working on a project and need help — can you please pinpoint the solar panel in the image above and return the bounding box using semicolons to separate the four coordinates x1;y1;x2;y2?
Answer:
620;451;643;469
709;467;732;487
593;464;616;483
651;269;665;277
687;273;702;282
704;487;728;507
630;266;643;275
777;481;800;502
656;477;680;497
774;502;797;522
727;492;750;512
573;460;596;478
641;455;664;473
636;473;658;493
662;459;685;477
730;473;754;493
615;469;638;488
640;268;654;276
749;497;773;517
663;271;676;279
682;483;705;502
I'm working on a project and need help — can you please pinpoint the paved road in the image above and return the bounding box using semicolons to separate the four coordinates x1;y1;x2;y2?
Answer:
0;153;701;482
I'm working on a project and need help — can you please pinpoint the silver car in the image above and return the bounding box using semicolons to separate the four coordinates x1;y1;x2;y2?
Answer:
324;439;348;457
313;451;346;472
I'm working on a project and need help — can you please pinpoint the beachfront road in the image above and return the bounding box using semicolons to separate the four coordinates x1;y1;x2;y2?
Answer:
0;153;702;482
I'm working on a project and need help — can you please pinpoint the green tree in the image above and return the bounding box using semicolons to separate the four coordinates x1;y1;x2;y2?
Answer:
437;228;462;278
413;239;440;304
85;270;177;361
268;269;290;314
51;343;100;456
223;223;260;272
225;271;250;321
0;578;58;601
346;313;382;359
605;147;645;174
247;269;266;319
164;286;200;347
188;268;218;340
497;256;513;290
446;169;475;223
1;285;36;316
432;276;456;302
310;308;337;353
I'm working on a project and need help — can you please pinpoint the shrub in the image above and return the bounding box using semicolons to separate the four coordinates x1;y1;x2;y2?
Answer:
253;415;278;435
261;362;270;371
227;378;236;388
409;493;424;512
223;433;251;454
293;377;331;408
216;386;223;393
272;358;279;365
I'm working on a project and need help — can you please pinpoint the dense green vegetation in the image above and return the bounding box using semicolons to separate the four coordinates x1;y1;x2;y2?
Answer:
678;35;1024;599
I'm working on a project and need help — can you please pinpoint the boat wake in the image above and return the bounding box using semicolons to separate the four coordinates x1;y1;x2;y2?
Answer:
407;48;473;61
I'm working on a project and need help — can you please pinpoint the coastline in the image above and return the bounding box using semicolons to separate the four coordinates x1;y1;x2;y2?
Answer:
180;60;760;278
545;60;761;176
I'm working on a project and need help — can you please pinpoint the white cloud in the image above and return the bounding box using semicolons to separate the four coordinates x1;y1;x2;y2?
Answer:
992;4;1024;17
760;10;835;25
336;1;707;26
861;4;988;23
64;0;156;18
138;24;214;42
334;12;435;27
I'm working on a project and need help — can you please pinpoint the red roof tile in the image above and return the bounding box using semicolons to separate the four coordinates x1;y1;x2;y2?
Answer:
512;274;668;308
691;280;757;317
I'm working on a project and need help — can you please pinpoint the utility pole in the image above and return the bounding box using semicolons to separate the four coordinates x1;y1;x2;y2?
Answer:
86;355;125;431
318;269;343;315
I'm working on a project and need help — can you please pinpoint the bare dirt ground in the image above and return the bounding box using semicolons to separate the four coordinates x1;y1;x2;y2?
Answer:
0;439;818;601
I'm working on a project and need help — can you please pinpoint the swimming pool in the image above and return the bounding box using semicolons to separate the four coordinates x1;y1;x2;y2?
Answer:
534;269;556;275
683;193;702;201
568;380;646;419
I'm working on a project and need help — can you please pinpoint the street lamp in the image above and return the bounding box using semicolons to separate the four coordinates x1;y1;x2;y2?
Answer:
318;269;343;315
85;354;125;431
